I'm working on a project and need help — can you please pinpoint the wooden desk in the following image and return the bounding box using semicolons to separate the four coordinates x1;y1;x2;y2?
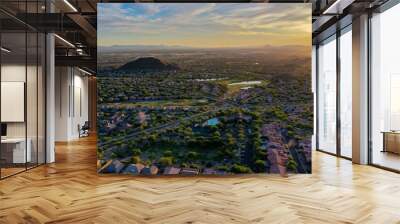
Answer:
382;131;400;154
1;138;31;164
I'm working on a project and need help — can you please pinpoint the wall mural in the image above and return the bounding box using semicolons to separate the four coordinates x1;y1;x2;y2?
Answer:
97;3;312;176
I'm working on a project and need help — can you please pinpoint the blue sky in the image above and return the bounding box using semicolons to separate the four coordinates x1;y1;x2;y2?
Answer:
98;3;311;48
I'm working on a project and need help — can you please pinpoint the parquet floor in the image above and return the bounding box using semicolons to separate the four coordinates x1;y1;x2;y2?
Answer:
1;135;400;224
0;167;26;178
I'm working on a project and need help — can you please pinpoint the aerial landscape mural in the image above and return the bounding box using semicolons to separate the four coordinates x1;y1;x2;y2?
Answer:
97;3;312;176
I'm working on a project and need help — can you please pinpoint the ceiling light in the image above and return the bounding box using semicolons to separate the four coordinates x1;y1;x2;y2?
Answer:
323;0;341;15
78;67;92;76
1;47;11;53
54;34;75;48
63;0;78;12
323;0;355;15
76;48;85;55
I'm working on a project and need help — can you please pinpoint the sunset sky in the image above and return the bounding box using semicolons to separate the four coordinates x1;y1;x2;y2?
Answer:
98;3;311;48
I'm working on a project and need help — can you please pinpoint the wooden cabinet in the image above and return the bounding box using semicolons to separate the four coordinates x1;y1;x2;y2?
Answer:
382;132;400;154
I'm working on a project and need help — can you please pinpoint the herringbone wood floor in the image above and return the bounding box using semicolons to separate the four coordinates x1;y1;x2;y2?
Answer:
1;136;400;224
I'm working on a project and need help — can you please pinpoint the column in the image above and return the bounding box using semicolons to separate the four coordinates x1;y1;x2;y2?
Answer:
352;14;369;164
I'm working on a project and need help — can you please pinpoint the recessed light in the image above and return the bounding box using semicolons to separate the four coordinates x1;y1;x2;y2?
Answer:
54;34;75;48
78;67;93;76
1;47;11;53
63;0;78;12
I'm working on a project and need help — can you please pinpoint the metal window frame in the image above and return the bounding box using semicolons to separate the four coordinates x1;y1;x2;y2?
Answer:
315;22;353;161
315;0;400;173
367;0;400;173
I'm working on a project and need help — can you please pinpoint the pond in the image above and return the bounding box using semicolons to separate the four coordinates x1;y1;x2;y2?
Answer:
207;118;220;126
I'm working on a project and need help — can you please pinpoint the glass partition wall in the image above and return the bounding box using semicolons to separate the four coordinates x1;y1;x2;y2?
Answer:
316;25;353;159
339;26;352;159
317;35;337;154
370;3;400;171
0;2;46;179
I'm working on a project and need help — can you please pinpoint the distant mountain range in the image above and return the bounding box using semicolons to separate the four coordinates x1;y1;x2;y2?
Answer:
117;57;180;72
98;44;310;53
99;45;195;52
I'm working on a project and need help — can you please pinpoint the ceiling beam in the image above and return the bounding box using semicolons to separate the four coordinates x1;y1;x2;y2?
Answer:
55;55;96;72
65;11;97;47
67;13;97;39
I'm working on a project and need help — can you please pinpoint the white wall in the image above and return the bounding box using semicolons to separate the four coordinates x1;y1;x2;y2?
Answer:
55;67;70;141
72;73;89;138
55;67;89;141
1;65;26;82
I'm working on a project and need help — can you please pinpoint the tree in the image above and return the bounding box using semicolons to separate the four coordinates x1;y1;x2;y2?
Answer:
226;133;235;146
159;157;173;167
212;131;221;142
287;156;297;172
216;165;229;171
254;160;266;172
231;164;252;174
163;150;173;157
143;159;151;166
148;134;157;143
130;148;141;156
183;127;193;137
187;151;198;160
148;153;156;161
287;130;295;138
190;163;201;170
238;129;245;141
131;156;141;164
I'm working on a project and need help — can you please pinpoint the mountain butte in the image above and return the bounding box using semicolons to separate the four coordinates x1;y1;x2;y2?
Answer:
118;57;179;72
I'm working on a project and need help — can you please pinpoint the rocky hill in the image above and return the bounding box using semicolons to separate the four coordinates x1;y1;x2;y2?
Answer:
117;57;179;72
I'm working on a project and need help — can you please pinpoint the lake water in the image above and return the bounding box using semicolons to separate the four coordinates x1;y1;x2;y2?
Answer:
195;78;227;82
228;81;261;86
